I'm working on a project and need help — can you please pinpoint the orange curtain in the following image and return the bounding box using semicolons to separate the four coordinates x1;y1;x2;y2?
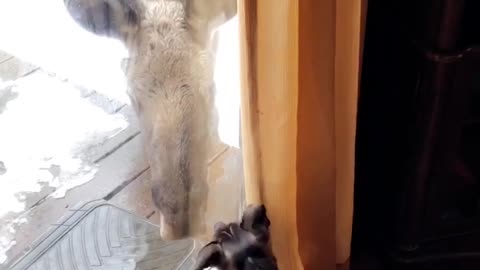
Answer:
238;0;367;269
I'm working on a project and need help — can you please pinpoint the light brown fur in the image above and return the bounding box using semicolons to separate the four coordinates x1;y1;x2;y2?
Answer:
64;0;236;239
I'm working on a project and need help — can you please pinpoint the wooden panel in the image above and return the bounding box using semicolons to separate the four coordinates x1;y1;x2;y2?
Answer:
15;94;139;211
0;57;38;81
204;147;244;233
3;135;148;265
0;50;13;64
111;146;244;238
109;169;154;219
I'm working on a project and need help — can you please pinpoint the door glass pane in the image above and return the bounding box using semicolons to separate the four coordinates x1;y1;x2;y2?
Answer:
0;0;243;267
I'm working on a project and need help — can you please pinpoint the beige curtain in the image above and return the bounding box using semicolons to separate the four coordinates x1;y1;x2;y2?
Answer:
238;0;367;269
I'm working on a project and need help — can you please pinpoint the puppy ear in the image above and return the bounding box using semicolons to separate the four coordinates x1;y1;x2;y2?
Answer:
213;222;228;239
240;204;271;246
241;204;270;232
193;242;226;270
64;0;142;40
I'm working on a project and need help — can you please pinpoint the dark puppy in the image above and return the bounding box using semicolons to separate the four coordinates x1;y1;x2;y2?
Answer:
193;204;278;270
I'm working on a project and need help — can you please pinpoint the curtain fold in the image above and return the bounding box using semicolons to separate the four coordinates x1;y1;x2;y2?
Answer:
239;0;302;268
238;0;366;268
334;0;367;264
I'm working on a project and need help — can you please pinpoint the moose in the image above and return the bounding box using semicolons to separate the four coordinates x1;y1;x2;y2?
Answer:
63;0;237;240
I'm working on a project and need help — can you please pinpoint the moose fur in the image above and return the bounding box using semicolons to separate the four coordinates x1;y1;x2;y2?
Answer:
64;0;236;239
